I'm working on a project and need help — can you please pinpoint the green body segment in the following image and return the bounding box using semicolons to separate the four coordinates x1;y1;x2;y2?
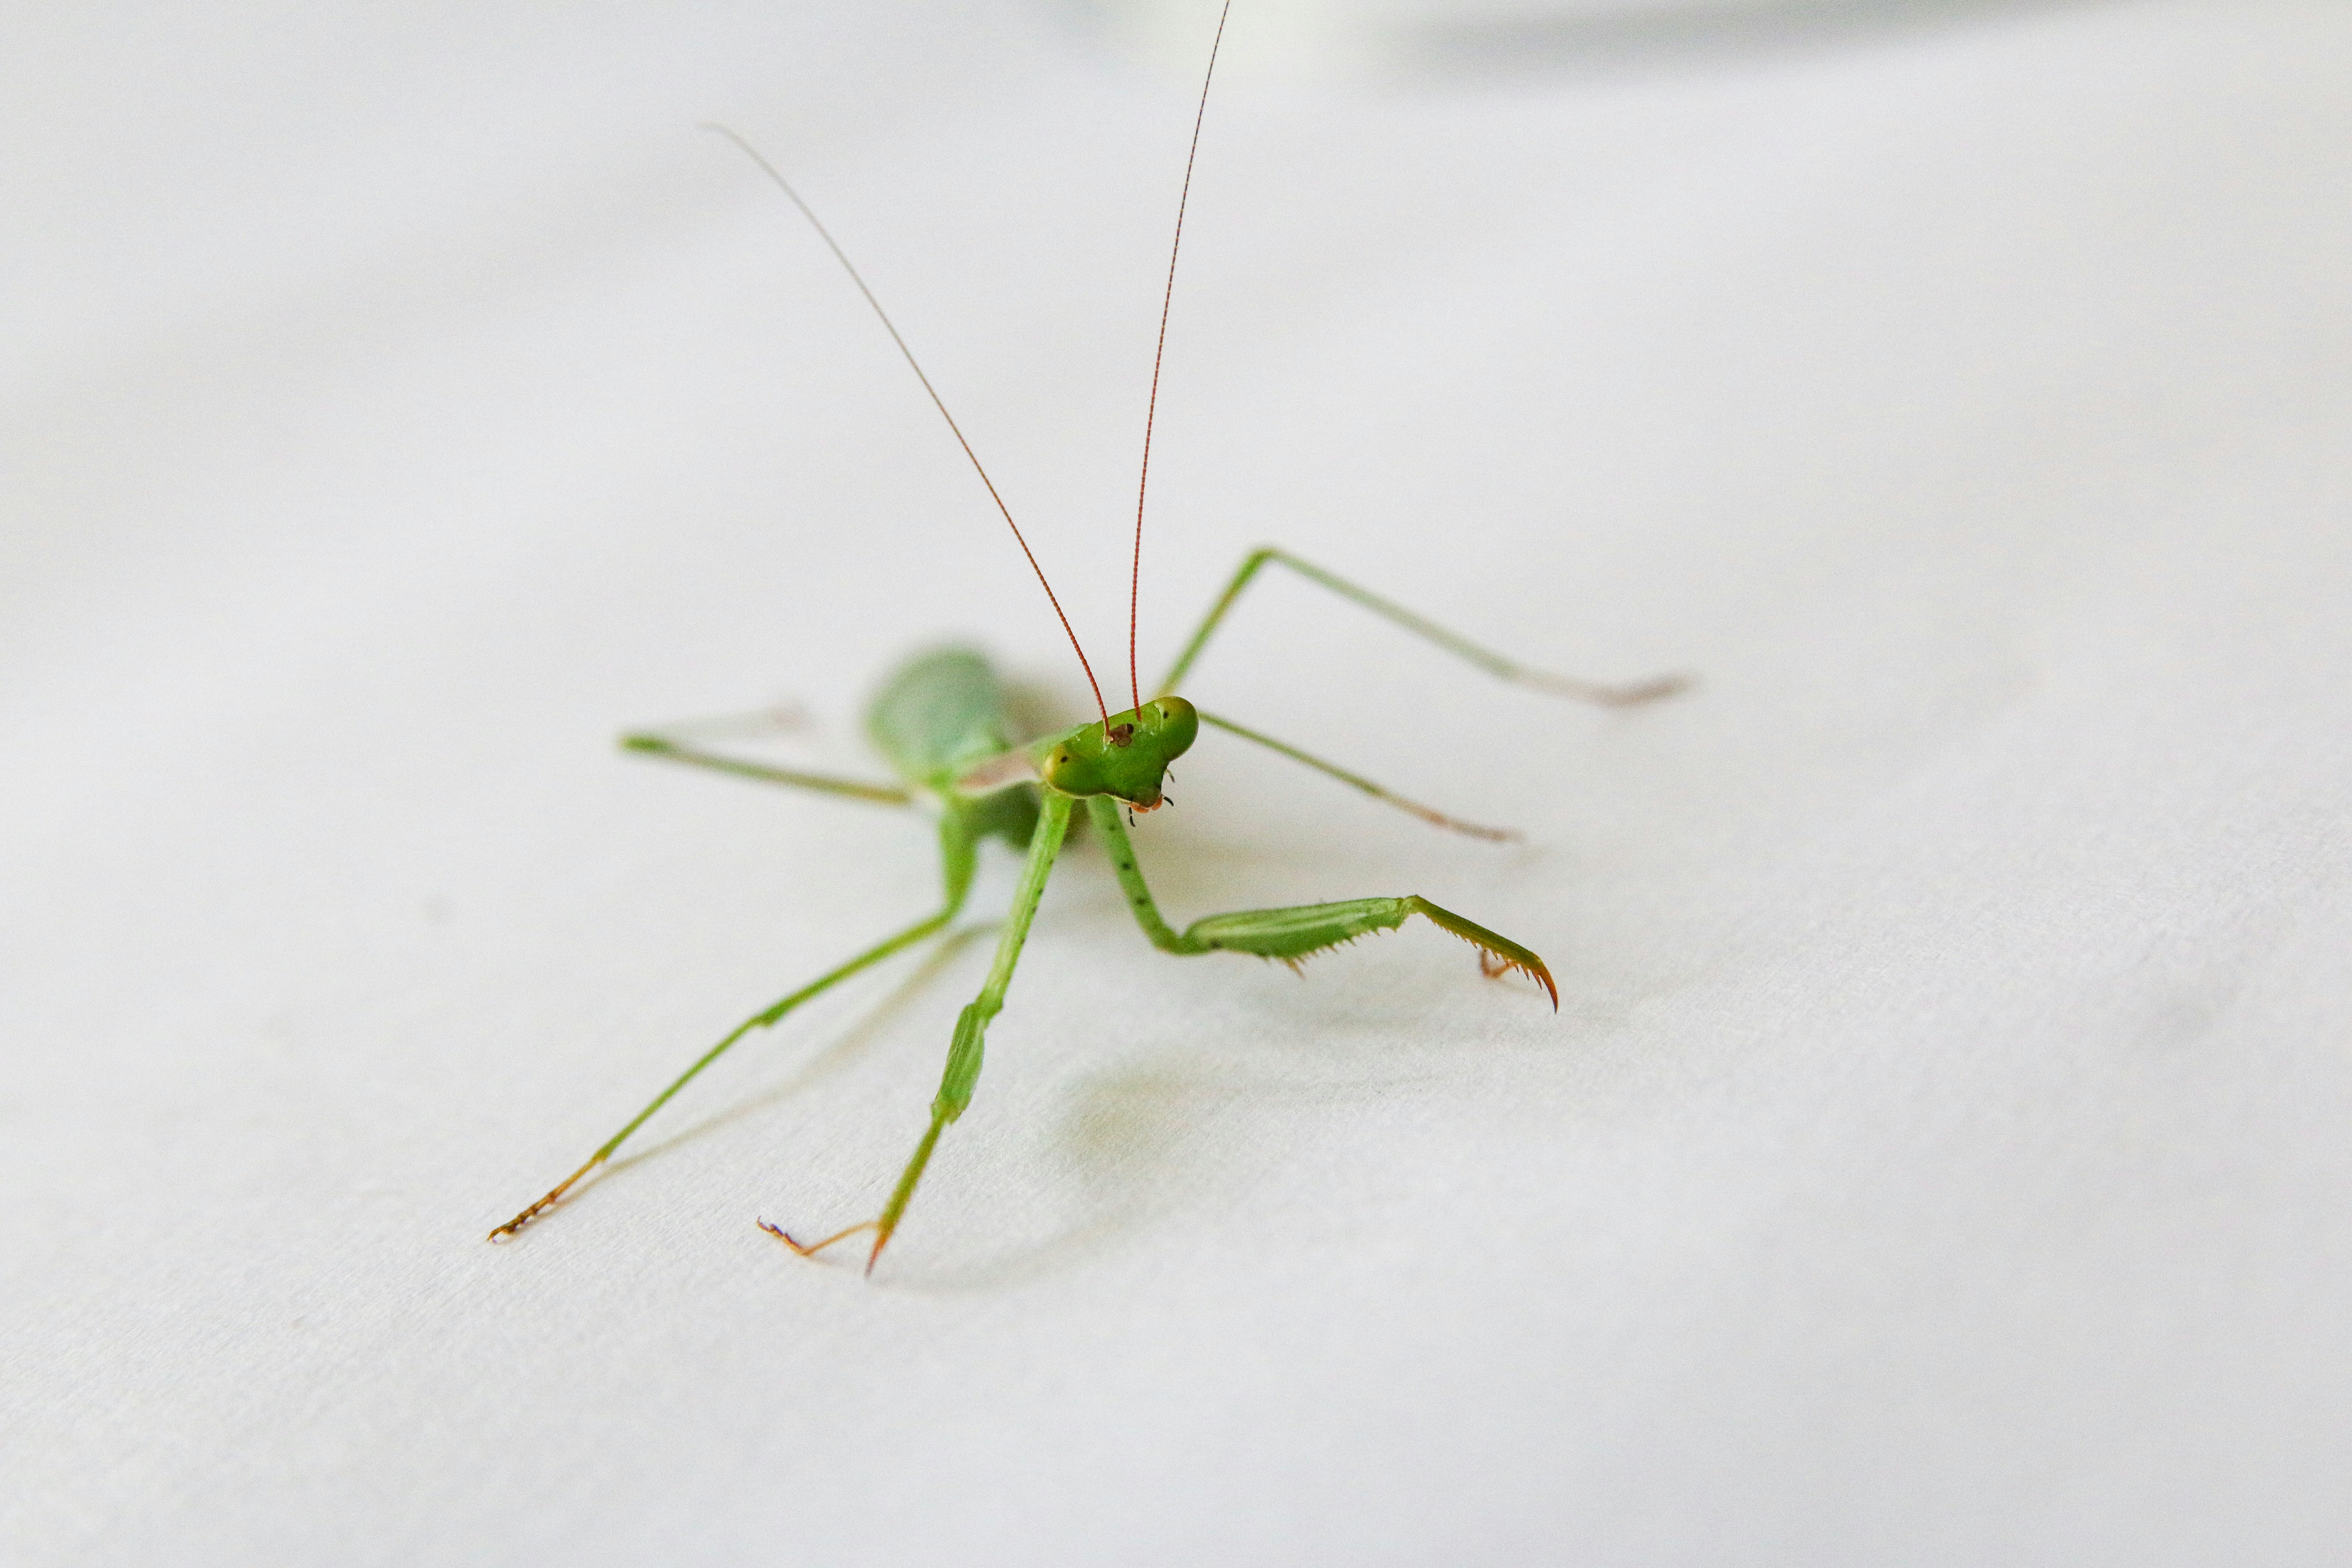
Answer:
867;647;1040;847
865;647;1013;785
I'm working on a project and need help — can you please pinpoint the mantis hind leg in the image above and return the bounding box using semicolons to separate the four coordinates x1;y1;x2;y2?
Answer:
1087;797;1557;1006
487;812;978;1239
1155;544;1689;705
767;792;1079;1275
620;729;913;805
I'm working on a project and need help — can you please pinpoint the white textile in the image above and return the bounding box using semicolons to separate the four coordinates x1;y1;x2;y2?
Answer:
6;2;2347;1563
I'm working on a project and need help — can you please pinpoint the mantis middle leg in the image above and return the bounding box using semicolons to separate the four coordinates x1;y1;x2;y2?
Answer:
620;730;913;806
1194;709;1520;842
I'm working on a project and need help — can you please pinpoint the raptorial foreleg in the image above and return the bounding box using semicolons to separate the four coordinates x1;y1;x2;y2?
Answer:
1087;796;1556;1007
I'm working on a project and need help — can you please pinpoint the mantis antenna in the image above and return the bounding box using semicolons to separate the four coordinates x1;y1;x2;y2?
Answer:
704;122;1114;729
1128;0;1236;716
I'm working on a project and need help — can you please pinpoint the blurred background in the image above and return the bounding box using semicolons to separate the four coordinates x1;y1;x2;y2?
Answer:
6;2;2348;1563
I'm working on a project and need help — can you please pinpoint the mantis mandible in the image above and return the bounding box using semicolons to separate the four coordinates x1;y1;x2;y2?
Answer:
489;1;1686;1272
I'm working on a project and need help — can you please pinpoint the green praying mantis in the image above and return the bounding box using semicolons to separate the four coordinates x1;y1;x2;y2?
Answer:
489;1;1686;1272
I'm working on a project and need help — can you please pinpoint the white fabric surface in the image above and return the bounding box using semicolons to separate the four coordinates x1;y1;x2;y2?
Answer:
6;2;2348;1563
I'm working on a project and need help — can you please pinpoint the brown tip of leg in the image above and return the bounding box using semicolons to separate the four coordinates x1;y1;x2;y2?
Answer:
1602;672;1694;706
761;1216;882;1263
485;1195;552;1243
1528;669;1694;707
486;1156;606;1243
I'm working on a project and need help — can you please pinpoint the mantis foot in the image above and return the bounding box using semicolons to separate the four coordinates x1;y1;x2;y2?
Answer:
759;1217;891;1274
487;1154;606;1240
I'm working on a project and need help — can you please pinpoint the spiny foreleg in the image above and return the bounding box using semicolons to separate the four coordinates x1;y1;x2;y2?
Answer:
1088;797;1556;1006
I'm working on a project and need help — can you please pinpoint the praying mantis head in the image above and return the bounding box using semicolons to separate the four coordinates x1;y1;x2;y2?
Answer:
1037;695;1198;810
